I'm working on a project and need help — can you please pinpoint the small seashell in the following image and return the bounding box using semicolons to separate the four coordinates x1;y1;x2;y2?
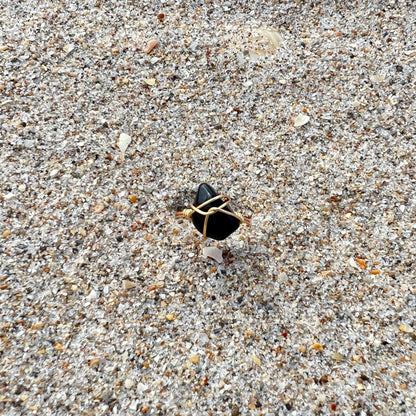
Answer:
124;378;135;389
118;133;132;156
202;246;223;263
349;257;361;270
63;44;75;53
293;114;310;127
369;74;385;83
144;39;158;54
331;352;345;362
251;354;261;366
122;280;137;290
259;29;283;49
143;78;156;86
399;323;414;333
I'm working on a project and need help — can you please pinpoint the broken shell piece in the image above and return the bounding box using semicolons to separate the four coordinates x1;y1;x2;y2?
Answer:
144;39;158;54
118;133;132;156
399;323;414;333
202;246;223;263
143;78;156;86
293;114;310;127
122;280;137;290
259;29;283;49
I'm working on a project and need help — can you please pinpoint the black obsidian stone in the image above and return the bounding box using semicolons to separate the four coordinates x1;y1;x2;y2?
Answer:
191;183;241;240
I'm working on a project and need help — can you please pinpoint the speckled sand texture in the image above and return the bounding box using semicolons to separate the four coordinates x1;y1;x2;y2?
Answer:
1;1;416;415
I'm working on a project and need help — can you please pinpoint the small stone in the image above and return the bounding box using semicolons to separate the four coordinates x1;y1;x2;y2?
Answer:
190;183;242;240
141;405;149;413
319;375;329;383
189;354;200;364
129;195;138;203
354;258;367;270
231;405;240;416
166;314;176;321
3;230;11;238
18;184;26;192
312;343;324;350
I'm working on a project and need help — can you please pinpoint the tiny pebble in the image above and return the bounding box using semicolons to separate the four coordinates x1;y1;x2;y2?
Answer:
189;354;200;364
312;343;324;351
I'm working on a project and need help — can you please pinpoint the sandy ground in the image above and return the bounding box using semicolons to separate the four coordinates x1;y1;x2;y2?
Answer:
1;1;416;415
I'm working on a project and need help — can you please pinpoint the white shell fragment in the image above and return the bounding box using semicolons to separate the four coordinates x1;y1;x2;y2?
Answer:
202;246;223;263
348;257;361;270
293;114;310;127
144;38;158;54
118;133;132;156
122;280;137;290
143;78;156;86
63;43;75;53
369;74;385;84
259;29;283;49
399;323;414;333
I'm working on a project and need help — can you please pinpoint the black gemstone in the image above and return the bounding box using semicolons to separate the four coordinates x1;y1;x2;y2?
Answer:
191;183;241;240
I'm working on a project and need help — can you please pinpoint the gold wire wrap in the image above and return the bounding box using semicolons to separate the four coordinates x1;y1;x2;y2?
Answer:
175;194;250;238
